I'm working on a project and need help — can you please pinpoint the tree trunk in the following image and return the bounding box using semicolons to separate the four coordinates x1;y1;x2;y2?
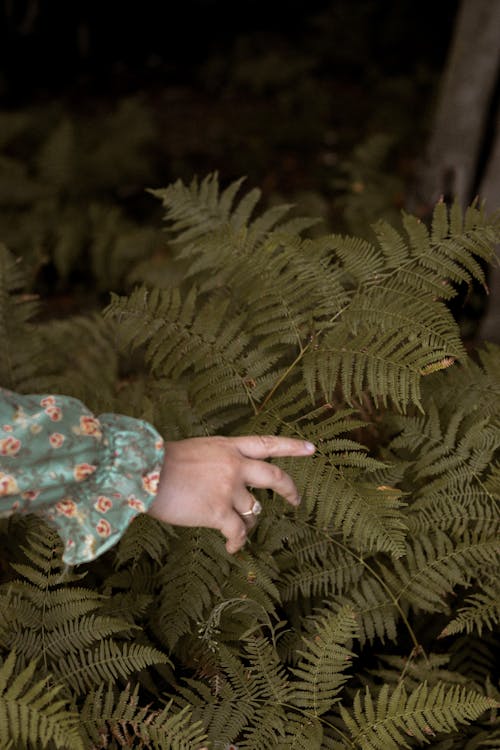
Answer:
410;0;500;212
477;106;500;343
409;0;500;343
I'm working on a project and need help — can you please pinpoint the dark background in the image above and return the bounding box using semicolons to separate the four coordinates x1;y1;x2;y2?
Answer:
1;1;458;103
2;0;474;323
0;0;461;205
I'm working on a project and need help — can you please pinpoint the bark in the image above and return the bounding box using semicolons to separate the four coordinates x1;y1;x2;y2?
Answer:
477;107;500;343
410;0;500;212
409;0;500;343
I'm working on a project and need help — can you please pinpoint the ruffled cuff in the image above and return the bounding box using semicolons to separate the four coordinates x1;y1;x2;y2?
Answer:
42;414;164;565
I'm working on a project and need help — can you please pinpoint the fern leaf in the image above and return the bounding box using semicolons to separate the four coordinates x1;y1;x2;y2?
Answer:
291;606;357;715
341;575;400;645
178;642;278;746
439;584;500;638
276;715;324;749
431;199;450;244
105;284;278;409
230;185;262;230
0;244;46;389
148;173;225;244
391;531;500;613
283;457;407;558
232;636;291;749
114;512;174;566
369;652;470;692
51;640;169;695
406;483;500;537
0;651;83;749
152;528;231;650
220;548;281;616
80;682;207;750
340;681;497;750
448;633;499;686
278;525;365;601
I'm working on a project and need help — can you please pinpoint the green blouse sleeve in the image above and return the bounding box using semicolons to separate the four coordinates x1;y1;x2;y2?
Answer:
0;387;165;565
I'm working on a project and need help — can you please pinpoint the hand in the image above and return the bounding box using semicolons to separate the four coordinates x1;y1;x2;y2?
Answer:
147;435;315;553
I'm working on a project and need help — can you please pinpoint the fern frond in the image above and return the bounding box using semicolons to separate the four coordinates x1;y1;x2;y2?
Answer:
448;633;499;686
12;614;136;662
245;634;292;705
379;201;498;296
114;512;174;567
0;527;121;663
284;458;407;558
440;584;500;638
278;526;365;601
340;681;497;750
388;397;500;537
149;172;251;244
406;483;500;537
305;316;457;412
51;639;169;695
0;650;83;749
391;531;499;613
150;172;297;252
228;636;291;749
368;652;469;692
105;284;279;411
291;605;357;715
220;548;281;617
178;642;275;747
340;574;401;645
276;715;324;749
0;244;46;390
80;682;207;750
152;528;231;650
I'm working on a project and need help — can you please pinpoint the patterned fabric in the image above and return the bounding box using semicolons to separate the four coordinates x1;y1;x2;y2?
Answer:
0;387;164;565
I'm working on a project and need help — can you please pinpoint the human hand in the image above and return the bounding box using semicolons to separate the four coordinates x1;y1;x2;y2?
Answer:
147;435;315;553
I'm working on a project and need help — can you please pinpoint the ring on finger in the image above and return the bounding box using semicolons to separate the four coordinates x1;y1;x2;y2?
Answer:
240;498;262;517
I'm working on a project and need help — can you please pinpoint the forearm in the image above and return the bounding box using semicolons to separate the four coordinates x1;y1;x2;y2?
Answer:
0;387;164;564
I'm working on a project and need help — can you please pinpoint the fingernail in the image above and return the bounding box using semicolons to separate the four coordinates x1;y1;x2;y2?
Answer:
295;495;302;506
304;442;316;453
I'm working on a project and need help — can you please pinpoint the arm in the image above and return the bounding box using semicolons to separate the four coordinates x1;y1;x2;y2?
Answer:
1;387;315;563
0;386;164;564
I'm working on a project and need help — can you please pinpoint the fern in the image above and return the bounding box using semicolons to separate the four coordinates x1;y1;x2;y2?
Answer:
291;606;357;715
0;244;46;391
276;716;324;749
448;633;499;687
0;524;169;704
340;575;401;645
2;173;500;748
79;681;207;749
388;530;499;614
151;527;232;650
0;651;83;750
439;584;500;638
51;639;169;695
340;682;498;750
278;526;365;601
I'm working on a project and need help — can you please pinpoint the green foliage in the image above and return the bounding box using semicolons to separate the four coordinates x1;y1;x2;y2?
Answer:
0;243;46;390
331;133;405;238
340;682;497;750
1;173;500;748
0;650;83;750
0;101;164;297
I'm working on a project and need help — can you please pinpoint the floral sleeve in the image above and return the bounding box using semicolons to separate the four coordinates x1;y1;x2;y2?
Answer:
0;387;164;565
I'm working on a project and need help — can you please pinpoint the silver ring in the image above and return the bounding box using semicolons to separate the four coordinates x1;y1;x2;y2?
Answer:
240;499;262;517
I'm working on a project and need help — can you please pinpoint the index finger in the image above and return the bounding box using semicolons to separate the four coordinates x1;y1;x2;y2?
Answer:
230;435;316;460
